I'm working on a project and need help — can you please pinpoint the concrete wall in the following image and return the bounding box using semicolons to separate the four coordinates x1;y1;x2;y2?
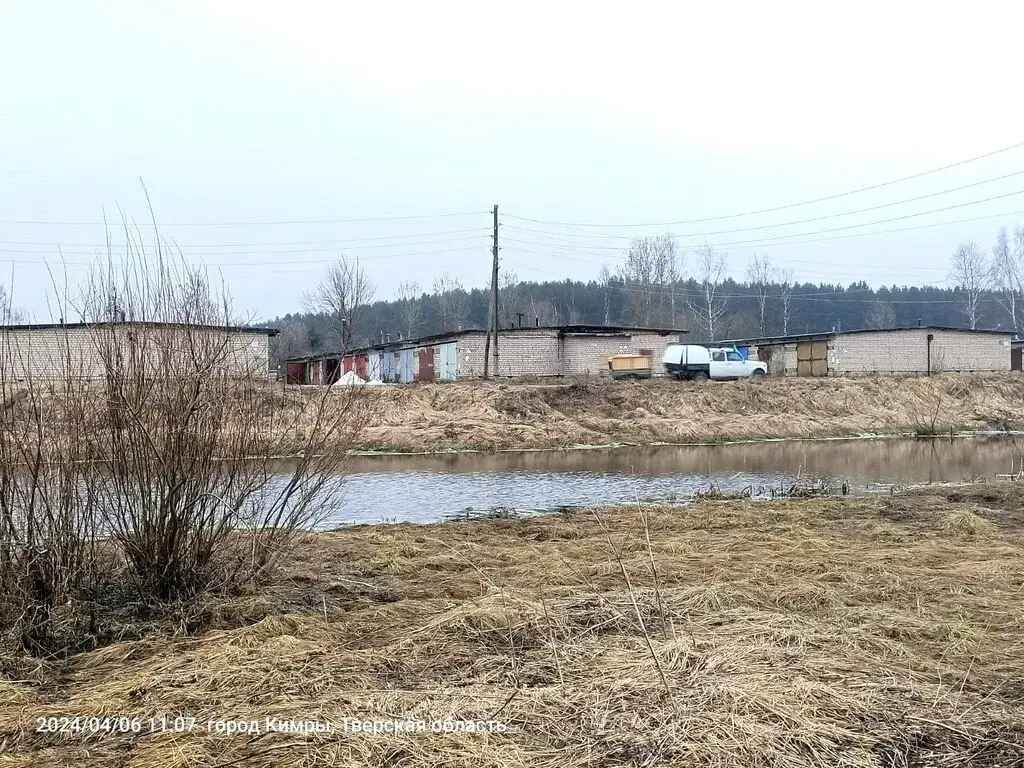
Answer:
0;325;272;380
831;329;1010;374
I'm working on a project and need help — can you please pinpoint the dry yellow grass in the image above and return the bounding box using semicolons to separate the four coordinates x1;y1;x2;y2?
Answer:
310;373;1024;452
1;483;1023;766
12;373;1024;455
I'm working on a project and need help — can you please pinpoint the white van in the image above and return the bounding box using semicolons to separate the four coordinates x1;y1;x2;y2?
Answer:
662;344;767;381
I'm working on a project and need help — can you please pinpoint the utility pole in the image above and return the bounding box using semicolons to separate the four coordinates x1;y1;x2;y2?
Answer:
492;204;499;375
483;205;499;377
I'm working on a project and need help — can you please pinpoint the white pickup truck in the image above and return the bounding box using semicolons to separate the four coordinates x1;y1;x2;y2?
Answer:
662;344;767;381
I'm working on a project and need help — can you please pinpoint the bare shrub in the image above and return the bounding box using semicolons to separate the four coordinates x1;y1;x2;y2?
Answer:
0;226;369;656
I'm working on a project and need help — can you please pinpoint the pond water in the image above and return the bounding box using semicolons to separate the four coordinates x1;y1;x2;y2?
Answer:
298;435;1024;527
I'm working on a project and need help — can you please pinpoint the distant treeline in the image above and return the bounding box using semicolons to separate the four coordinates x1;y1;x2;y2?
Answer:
266;277;1018;365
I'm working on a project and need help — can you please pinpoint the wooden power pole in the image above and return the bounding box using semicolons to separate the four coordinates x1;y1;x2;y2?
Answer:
483;204;499;378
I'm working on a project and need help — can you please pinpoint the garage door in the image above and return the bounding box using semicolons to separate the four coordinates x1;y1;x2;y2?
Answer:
796;341;828;377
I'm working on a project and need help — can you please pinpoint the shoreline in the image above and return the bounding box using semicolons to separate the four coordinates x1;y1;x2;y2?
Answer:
347;427;1024;457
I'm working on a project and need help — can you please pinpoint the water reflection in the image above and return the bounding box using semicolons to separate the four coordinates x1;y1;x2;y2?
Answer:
294;437;1023;527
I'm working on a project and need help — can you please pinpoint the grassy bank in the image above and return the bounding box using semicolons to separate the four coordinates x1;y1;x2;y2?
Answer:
2;483;1023;766
278;373;1024;453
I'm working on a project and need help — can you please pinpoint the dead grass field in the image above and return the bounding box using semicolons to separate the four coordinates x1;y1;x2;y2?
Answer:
2;483;1023;767
287;373;1024;453
13;373;1024;455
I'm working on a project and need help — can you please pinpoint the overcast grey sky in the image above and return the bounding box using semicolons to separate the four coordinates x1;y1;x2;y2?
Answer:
2;1;1024;323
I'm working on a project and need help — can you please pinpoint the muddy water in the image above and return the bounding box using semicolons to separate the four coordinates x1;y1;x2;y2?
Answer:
301;436;1024;527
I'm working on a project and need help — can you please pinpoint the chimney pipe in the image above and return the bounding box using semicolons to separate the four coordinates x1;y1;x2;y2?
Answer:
535;316;539;327
386;332;390;343
918;318;922;327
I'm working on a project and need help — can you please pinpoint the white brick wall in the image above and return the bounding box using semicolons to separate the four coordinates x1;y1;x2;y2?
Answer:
0;324;272;380
456;329;681;378
458;330;561;378
832;329;1010;374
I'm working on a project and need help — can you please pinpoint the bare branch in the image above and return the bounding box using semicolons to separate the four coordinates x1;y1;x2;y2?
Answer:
618;234;681;327
949;240;991;330
687;246;728;342
302;255;375;352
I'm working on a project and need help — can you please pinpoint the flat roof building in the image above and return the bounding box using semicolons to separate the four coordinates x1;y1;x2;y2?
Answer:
717;325;1012;377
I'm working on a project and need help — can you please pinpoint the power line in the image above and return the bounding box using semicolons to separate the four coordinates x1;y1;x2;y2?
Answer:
0;227;490;249
0;211;489;227
504;246;951;275
0;235;490;258
0;244;486;269
502;201;1024;255
502;139;1024;228
501;168;1024;240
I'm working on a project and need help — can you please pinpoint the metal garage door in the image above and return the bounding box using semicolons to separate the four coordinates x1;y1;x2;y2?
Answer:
416;347;435;382
437;342;458;381
796;341;828;377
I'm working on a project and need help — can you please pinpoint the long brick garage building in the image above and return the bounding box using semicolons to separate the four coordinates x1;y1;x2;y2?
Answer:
287;324;686;384
0;321;279;380
721;325;1012;377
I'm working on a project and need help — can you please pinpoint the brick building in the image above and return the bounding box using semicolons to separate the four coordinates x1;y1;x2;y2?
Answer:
719;325;1012;377
286;324;686;384
0;322;278;380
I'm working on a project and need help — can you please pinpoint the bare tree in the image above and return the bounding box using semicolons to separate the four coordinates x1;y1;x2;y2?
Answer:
618;234;681;327
745;253;775;336
499;269;522;328
270;320;311;370
687;246;728;342
949;240;991;330
598;265;614;325
303;255;375;352
395;280;422;339
178;270;223;325
990;227;1024;333
0;284;27;324
865;301;897;329
433;272;469;333
778;268;794;335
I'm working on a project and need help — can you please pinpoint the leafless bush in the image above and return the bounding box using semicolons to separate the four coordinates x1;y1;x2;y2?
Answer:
0;226;369;656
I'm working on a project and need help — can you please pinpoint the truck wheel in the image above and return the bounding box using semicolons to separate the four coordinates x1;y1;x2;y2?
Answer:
692;371;709;382
751;369;766;377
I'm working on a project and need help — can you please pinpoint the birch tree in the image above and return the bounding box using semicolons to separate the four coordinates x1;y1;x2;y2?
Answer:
990;227;1024;332
687;245;728;342
778;268;794;335
598;265;614;325
745;253;775;336
949;240;990;330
